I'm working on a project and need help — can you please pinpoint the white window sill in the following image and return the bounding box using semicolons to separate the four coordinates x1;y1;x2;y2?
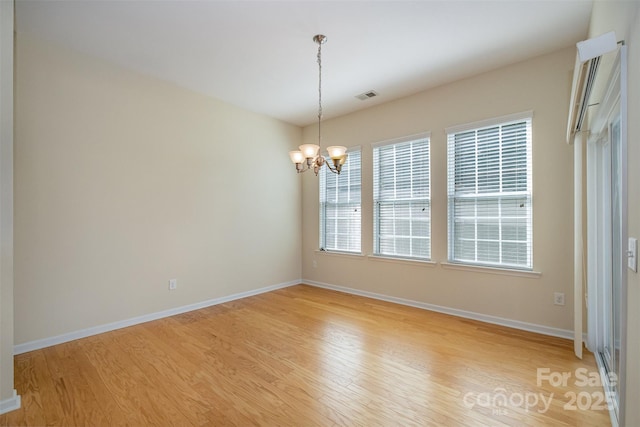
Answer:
315;250;365;260
440;262;541;278
367;254;437;267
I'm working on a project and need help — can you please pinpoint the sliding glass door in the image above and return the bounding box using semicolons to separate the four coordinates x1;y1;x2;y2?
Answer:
586;47;627;425
601;115;622;406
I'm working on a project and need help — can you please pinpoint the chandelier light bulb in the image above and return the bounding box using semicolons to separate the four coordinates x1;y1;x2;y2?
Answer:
289;151;305;164
299;144;320;159
326;146;347;159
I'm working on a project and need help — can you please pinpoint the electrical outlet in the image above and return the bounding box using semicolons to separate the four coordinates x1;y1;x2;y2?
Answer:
312;260;317;268
169;279;177;290
554;292;565;306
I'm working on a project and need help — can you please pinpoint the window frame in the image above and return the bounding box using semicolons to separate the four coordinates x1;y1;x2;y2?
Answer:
319;146;362;254
372;133;431;261
446;111;533;271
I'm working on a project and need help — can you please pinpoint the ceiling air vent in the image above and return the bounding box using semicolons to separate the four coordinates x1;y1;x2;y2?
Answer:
355;90;378;101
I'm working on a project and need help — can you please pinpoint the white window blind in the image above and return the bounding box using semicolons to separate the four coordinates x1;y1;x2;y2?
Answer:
447;113;532;269
319;148;361;253
373;135;430;260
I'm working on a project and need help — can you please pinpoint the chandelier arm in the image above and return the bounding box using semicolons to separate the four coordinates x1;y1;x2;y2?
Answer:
326;162;341;174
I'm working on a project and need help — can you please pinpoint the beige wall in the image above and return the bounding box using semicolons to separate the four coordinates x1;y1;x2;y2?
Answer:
302;47;577;331
11;4;638;421
588;2;640;425
0;0;15;403
13;34;302;344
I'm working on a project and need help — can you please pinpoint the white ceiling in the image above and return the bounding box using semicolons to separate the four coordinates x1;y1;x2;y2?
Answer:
15;0;593;127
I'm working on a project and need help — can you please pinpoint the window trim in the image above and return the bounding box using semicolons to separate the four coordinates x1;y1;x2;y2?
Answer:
371;131;432;149
445;110;533;135
372;133;431;261
319;146;362;254
446;112;534;271
367;254;437;267
315;249;365;259
440;261;541;278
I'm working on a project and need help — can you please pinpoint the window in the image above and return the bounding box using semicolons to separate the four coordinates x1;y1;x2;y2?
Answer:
446;112;532;269
373;135;430;260
319;148;361;253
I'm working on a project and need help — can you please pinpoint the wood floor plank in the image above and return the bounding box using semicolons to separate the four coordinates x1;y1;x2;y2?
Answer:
2;284;611;426
42;344;107;426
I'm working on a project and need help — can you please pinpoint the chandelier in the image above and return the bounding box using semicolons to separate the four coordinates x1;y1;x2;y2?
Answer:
289;35;347;175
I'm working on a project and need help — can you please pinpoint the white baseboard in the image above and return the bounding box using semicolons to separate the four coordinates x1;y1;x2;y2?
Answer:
14;280;300;355
14;278;575;355
304;280;574;340
0;390;21;415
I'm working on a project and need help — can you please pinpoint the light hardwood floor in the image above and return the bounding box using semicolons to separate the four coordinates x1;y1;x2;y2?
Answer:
1;284;611;426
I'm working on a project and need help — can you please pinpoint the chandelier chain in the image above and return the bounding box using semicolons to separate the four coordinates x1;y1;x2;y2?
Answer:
317;40;322;149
